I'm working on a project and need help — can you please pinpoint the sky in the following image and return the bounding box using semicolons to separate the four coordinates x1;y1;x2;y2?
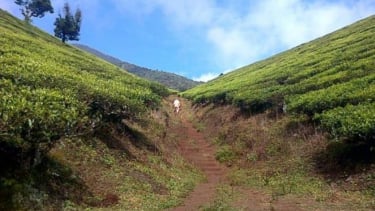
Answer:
1;0;375;81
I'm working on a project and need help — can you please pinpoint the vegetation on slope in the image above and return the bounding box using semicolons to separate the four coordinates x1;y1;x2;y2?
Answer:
0;9;203;210
0;8;167;166
183;15;375;143
193;105;375;210
74;44;202;91
181;14;375;210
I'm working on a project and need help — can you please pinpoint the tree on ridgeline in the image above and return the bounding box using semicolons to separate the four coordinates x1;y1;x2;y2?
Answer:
54;3;82;43
14;0;54;23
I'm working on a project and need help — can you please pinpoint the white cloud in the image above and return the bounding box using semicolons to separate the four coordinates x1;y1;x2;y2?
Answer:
207;0;375;70
3;0;375;76
110;0;375;72
247;0;354;48
207;26;259;69
193;65;240;82
155;0;217;27
193;72;219;82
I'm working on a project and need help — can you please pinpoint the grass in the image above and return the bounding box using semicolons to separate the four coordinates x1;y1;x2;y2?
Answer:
46;120;204;210
215;145;236;164
228;163;331;201
192;104;375;209
201;184;237;211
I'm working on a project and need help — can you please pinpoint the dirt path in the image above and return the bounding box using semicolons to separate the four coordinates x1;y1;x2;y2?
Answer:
168;98;228;211
166;97;327;211
167;97;367;211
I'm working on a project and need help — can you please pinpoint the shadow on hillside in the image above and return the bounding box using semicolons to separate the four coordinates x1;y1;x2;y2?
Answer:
314;141;375;177
95;126;136;159
95;122;159;156
0;155;102;210
123;123;159;153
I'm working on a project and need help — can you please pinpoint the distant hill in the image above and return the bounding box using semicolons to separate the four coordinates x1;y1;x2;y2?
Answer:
73;44;202;91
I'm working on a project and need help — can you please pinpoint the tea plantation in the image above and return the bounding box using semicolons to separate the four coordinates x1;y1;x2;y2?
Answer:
0;9;168;168
183;15;375;142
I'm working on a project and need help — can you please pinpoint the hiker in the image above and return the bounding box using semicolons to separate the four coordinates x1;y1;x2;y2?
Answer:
173;99;181;113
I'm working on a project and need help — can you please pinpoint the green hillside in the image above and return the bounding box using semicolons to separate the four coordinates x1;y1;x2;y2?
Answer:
0;8;168;161
1;7;374;210
0;9;204;210
183;15;375;142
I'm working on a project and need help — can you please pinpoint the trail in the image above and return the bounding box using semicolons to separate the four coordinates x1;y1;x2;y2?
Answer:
165;98;279;210
166;98;273;211
166;97;324;211
168;97;227;211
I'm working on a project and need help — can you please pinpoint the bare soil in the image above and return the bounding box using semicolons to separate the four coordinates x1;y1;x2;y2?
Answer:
165;98;288;211
167;97;228;210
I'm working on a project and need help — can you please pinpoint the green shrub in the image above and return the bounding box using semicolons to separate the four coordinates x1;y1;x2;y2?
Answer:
315;103;375;140
0;79;86;167
215;145;236;163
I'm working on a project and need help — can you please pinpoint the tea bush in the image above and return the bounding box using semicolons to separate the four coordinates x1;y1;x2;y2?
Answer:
0;9;169;168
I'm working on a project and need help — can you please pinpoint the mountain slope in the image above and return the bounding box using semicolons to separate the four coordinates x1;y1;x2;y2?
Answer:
0;9;202;210
182;15;375;209
183;15;375;142
74;44;202;91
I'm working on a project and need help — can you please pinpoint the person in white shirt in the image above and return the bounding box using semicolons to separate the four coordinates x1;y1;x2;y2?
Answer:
173;99;181;113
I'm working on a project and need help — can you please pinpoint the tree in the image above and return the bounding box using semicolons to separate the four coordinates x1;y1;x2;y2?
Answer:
14;0;53;23
54;3;82;43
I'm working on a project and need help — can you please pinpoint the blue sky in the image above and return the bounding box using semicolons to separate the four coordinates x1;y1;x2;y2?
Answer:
1;0;375;81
